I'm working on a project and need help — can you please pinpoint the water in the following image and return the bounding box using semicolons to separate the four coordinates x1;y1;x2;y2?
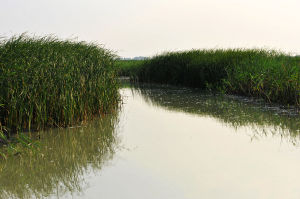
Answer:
0;83;299;199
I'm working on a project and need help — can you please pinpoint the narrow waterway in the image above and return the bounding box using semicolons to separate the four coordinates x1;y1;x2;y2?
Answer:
1;83;299;199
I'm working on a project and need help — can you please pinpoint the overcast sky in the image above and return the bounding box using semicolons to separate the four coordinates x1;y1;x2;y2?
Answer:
1;0;299;57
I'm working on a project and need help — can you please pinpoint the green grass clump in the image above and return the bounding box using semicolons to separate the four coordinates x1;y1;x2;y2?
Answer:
115;60;145;77
0;34;120;135
127;49;299;106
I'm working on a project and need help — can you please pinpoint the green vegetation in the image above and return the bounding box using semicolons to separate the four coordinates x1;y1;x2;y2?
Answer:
115;60;144;77
120;49;300;107
0;35;120;138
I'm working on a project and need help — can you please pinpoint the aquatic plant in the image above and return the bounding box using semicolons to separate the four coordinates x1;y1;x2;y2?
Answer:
121;49;299;106
0;34;120;135
115;60;144;77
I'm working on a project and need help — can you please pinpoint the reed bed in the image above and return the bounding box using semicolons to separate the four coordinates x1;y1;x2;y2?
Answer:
115;60;144;76
0;35;120;136
124;49;299;106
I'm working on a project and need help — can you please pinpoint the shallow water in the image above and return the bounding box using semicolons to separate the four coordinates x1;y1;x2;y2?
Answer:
1;84;300;199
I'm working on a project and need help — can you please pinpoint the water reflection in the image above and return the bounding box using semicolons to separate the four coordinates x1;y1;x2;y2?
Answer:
132;83;300;143
0;83;299;199
0;114;119;199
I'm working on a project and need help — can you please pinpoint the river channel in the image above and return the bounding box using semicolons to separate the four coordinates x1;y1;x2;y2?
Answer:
0;83;299;199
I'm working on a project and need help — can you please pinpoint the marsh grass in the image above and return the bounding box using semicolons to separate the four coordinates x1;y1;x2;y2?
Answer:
124;49;299;106
0;34;120;137
115;60;144;77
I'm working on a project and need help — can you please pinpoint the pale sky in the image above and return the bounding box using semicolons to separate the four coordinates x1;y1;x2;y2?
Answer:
1;0;300;57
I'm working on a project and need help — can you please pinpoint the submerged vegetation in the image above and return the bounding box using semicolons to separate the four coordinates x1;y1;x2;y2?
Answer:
0;35;120;138
120;49;300;107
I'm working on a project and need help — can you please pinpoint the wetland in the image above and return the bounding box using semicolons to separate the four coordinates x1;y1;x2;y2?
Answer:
1;83;299;199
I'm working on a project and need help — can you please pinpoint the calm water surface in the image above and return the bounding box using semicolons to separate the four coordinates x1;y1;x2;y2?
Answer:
0;84;300;199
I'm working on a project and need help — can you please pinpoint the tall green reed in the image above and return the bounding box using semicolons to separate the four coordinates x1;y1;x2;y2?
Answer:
0;34;120;135
115;60;144;77
127;49;299;106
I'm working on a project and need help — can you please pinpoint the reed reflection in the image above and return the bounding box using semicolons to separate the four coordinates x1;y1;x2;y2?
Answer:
132;83;300;143
0;113;119;199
